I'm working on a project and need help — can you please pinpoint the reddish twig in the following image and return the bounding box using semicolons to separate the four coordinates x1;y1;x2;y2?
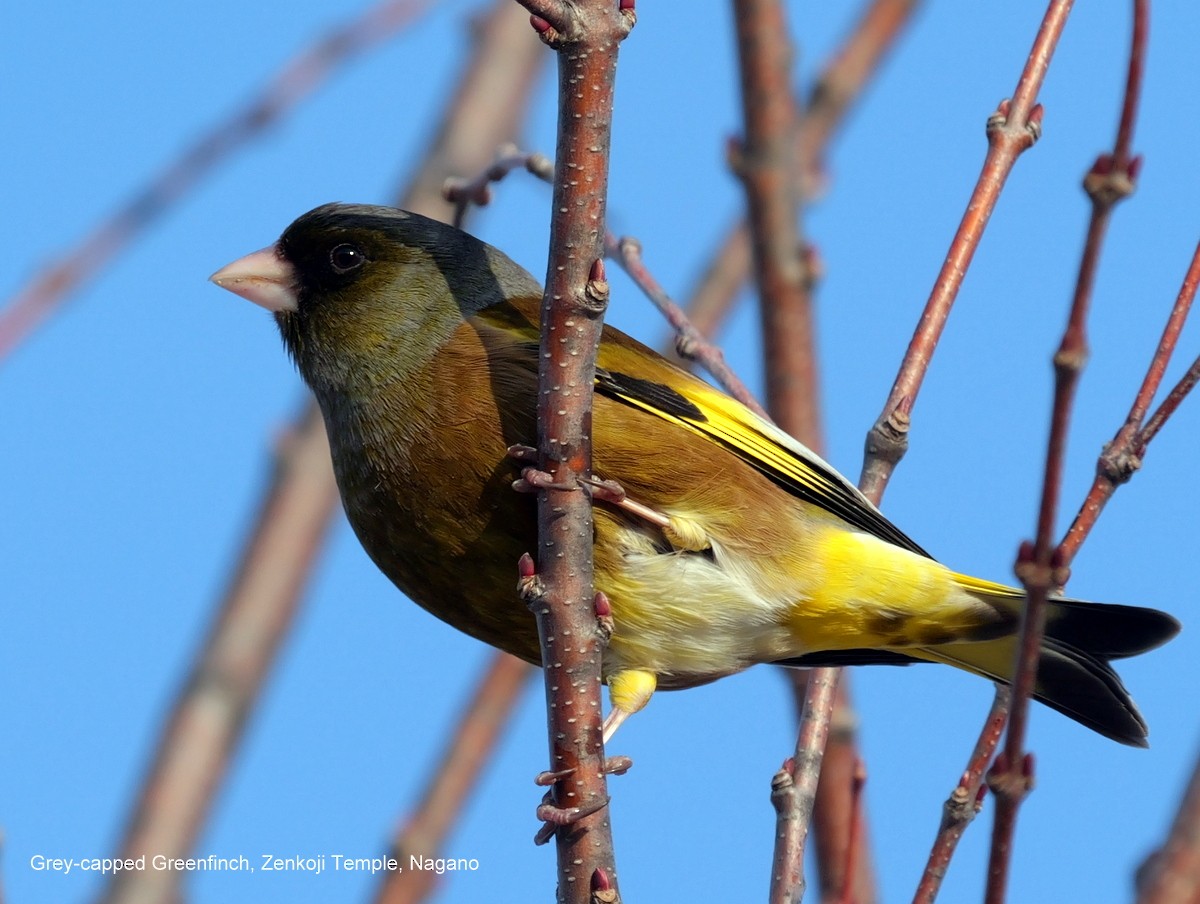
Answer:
837;758;868;904
731;0;822;450
984;3;1148;901
859;0;1070;502
374;653;534;904
442;143;553;228
1139;352;1200;446
0;0;434;365
812;680;877;904
606;233;769;418
912;687;1011;904
729;5;853;900
99;7;546;901
1136;747;1200;904
1060;239;1200;565
511;1;634;899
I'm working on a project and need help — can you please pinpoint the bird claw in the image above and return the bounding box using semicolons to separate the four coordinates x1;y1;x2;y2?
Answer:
534;767;576;787
506;443;538;462
604;755;633;776
514;466;577;493
533;793;611;845
580;475;712;552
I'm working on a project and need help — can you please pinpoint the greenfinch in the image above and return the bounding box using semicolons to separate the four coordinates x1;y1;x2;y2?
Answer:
212;202;1179;746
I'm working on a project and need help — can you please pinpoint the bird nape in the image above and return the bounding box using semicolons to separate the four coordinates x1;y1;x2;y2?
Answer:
212;202;1180;747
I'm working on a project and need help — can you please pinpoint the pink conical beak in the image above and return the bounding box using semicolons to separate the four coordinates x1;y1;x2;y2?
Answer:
210;244;300;313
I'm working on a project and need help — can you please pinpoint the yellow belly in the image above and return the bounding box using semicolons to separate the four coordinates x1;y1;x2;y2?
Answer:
594;510;989;689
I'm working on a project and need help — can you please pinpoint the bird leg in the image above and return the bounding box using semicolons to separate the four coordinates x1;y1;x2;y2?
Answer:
533;793;611;845
578;476;712;553
603;669;658;744
508;444;712;552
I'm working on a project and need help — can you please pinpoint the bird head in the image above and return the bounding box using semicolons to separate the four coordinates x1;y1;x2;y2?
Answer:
210;202;541;397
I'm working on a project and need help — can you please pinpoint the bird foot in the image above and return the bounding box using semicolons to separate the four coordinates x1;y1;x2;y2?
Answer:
533;793;611;845
578;475;712;552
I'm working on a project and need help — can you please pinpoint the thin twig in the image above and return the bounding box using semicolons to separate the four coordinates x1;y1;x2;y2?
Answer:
1060;239;1200;565
442;143;553;228
771;669;839;904
606;233;769;418
859;0;1070;502
912;687;1011;904
812;680;877;904
510;1;634;899
374;653;535;904
0;0;435;365
445;156;773;418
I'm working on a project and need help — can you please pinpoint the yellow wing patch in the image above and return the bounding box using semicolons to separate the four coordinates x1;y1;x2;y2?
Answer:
594;366;929;556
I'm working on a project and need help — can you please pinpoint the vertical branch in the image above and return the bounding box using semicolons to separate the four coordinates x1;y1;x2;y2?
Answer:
771;670;839;904
729;5;859;903
860;0;1074;502
683;0;921;329
985;2;1146;901
512;1;633;899
731;0;821;446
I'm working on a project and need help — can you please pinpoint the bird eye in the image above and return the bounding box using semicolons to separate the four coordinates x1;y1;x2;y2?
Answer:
329;243;368;274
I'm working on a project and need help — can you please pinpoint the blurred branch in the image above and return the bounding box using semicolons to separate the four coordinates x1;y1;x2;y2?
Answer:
0;0;435;365
811;681;876;904
100;5;546;903
101;404;339;904
374;652;534;904
1137;746;1200;904
394;4;546;213
727;1;843;901
510;0;633;899
681;0;921;346
912;687;1010;904
730;0;820;447
799;0;921;194
985;3;1145;901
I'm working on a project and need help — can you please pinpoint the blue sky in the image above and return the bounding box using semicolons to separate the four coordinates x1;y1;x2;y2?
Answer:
4;2;1199;902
